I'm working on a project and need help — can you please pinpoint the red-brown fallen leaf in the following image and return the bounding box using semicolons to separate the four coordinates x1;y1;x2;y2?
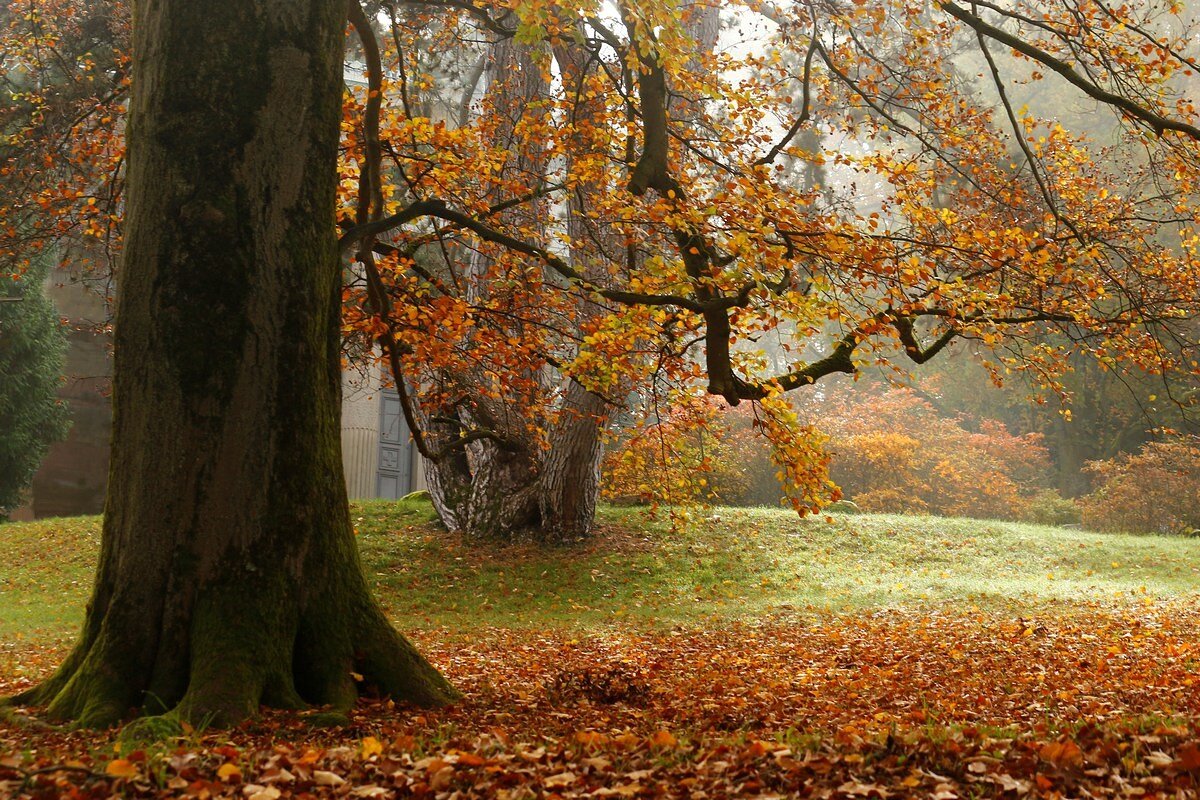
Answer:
184;778;218;797
1178;742;1200;771
456;751;488;766
743;739;770;758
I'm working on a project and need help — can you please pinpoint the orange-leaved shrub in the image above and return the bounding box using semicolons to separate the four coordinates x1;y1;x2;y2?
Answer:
1079;438;1200;534
814;390;1053;519
603;388;1054;519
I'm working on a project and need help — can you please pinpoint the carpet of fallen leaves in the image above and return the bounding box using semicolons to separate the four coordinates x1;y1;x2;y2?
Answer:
3;602;1200;798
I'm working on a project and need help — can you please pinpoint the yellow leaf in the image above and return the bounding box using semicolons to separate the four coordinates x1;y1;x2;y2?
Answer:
545;771;577;787
360;736;384;759
217;762;243;782
105;759;139;779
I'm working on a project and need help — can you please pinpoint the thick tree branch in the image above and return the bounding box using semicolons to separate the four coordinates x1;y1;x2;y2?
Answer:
940;1;1200;140
892;316;958;364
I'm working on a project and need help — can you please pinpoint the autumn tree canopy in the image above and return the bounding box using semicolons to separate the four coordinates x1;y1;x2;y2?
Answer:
338;0;1200;515
3;0;1200;527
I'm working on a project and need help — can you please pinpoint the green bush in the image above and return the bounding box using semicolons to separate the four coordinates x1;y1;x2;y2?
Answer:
1018;489;1081;527
0;260;71;518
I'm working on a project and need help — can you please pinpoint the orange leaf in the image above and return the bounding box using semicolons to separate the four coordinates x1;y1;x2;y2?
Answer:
105;759;139;779
1040;740;1083;769
649;729;677;749
456;752;487;767
575;730;609;748
360;736;383;759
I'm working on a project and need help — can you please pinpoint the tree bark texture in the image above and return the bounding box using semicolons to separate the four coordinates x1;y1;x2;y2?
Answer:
10;0;456;727
424;37;548;540
535;36;618;540
421;36;615;542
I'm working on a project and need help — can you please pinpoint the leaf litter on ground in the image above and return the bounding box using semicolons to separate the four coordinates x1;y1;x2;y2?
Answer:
3;602;1200;798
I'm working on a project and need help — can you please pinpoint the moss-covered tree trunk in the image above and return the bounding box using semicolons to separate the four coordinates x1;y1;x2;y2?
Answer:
9;0;456;727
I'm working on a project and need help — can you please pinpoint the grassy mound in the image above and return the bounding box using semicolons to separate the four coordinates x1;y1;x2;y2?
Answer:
2;501;1197;643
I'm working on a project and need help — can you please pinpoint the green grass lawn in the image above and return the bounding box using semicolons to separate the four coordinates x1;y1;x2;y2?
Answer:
3;499;1198;644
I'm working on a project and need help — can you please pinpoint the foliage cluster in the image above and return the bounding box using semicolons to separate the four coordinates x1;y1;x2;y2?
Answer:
8;0;1200;533
601;394;749;507
816;390;1055;520
605;388;1059;521
1080;437;1200;534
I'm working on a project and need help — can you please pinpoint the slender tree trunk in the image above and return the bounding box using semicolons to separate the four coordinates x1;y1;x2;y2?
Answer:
539;383;609;539
9;0;455;727
538;5;719;539
536;38;614;540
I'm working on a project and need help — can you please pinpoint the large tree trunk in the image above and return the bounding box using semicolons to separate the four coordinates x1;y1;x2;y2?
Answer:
9;0;456;727
422;412;473;532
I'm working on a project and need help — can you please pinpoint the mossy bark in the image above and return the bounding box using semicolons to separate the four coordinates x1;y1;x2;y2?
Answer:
8;0;456;727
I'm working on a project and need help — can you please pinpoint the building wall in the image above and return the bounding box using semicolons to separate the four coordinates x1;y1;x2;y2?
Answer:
341;364;382;499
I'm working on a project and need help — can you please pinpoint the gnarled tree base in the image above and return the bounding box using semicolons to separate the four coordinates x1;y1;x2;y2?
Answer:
9;534;457;728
